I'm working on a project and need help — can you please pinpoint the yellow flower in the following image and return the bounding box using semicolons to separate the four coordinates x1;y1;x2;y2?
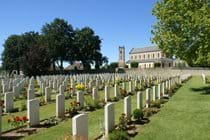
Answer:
76;83;85;91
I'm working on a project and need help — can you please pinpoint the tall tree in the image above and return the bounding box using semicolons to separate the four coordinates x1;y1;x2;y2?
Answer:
152;0;210;66
19;32;51;76
73;27;104;70
2;35;21;73
41;18;75;72
2;32;51;76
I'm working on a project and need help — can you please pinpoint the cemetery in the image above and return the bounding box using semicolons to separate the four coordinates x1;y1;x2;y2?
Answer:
0;69;203;140
0;0;209;140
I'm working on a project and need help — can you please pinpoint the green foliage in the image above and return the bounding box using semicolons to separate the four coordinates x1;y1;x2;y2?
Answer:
133;109;143;120
152;0;210;66
143;108;158;117
73;27;106;70
2;35;21;73
150;100;161;108
2;18;108;76
2;32;51;76
19;101;27;112
109;130;130;140
130;62;138;68
108;62;118;70
154;62;161;68
84;97;101;111
118;113;128;131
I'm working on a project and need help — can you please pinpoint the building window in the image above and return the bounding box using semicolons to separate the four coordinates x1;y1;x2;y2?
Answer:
161;53;164;57
131;56;133;60
148;54;150;59
153;54;154;59
158;53;160;58
134;55;137;59
143;54;145;59
139;55;141;60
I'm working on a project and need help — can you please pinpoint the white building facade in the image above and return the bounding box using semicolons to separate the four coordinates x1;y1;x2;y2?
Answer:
127;46;173;69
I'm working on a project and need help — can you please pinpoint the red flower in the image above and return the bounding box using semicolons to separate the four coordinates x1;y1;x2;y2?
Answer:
22;116;28;122
15;116;21;122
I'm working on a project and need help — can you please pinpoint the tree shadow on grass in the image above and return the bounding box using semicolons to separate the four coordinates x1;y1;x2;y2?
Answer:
0;136;24;140
190;86;210;95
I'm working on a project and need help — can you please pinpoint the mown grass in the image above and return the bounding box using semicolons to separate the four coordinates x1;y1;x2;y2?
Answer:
132;76;210;140
23;82;148;140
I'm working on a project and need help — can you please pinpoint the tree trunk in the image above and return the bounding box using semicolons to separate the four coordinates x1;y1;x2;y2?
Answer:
53;61;56;74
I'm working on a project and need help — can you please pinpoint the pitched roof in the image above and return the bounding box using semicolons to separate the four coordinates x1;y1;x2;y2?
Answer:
129;46;161;54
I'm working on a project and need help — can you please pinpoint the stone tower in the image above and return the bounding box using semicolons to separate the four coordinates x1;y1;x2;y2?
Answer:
118;46;125;68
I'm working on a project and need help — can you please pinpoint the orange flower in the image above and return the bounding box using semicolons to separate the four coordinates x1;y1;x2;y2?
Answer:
22;116;28;122
15;116;21;122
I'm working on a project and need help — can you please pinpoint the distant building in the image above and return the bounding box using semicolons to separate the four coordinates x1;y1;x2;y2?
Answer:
118;46;126;68
64;61;84;70
127;46;173;69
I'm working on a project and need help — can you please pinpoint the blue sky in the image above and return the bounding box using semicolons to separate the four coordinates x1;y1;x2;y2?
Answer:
0;0;157;65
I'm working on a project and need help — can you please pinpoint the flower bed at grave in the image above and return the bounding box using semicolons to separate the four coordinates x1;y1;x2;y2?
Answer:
75;83;85;91
1;74;183;139
95;77;187;140
7;116;28;128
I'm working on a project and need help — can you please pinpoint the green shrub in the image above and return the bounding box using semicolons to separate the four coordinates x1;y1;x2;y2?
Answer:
19;101;27;111
130;62;138;68
84;97;101;111
109;130;130;140
133;109;143;120
143;108;158;117
108;62;118;70
150;100;161;108
154;62;161;67
118;113;128;131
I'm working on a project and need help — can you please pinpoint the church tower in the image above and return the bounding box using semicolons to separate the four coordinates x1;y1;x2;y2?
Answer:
118;46;125;68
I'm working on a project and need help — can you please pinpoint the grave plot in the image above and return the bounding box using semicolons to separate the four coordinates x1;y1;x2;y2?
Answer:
0;71;188;140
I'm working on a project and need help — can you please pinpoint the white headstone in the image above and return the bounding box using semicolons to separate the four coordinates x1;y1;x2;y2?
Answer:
162;82;165;95
105;103;115;135
72;113;88;139
4;92;14;112
158;84;161;99
146;88;150;108
105;85;110;102
59;85;64;94
114;84;118;98
137;91;143;109
56;94;65;118
128;81;132;93
45;87;51;102
27;89;35;100
152;86;156;101
27;99;40;126
124;96;131;118
92;88;99;100
122;82;126;90
77;91;84;107
13;86;19;98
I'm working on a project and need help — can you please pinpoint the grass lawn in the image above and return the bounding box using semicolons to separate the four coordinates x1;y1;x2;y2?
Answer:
23;83;147;140
132;76;210;140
